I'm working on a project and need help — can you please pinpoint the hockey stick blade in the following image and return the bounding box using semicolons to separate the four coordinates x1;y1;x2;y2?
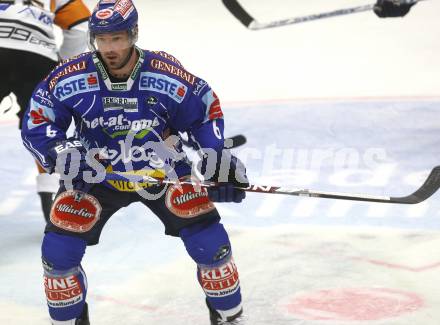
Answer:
389;165;440;204
222;0;255;28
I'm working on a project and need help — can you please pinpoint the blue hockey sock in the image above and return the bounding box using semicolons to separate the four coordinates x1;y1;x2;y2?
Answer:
180;221;242;317
42;232;88;321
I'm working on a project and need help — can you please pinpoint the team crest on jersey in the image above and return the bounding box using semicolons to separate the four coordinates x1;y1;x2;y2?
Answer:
140;72;187;103
27;98;55;129
50;190;102;233
54;73;100;101
165;183;215;218
202;90;223;121
146;96;158;106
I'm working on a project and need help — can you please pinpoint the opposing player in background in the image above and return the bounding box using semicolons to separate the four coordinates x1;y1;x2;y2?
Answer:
0;0;90;222
21;0;248;324
374;0;417;17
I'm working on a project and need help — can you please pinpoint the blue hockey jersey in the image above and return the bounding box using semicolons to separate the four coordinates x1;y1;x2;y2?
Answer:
21;48;225;191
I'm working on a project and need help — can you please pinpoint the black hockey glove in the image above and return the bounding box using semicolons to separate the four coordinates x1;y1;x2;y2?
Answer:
374;0;416;17
48;139;98;193
200;150;249;203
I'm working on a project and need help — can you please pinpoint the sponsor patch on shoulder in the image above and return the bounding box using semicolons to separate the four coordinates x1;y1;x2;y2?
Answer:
49;61;87;90
165;183;215;218
151;51;184;67
53;73;100;101
50;190;101;233
140;72;187;103
150;59;196;85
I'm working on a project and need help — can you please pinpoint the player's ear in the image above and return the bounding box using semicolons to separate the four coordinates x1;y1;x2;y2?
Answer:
131;24;139;43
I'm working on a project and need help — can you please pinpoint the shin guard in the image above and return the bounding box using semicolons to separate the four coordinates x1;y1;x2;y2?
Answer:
42;232;87;322
180;221;242;320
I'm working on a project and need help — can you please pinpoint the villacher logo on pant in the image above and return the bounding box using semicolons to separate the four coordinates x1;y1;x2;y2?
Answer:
50;190;102;233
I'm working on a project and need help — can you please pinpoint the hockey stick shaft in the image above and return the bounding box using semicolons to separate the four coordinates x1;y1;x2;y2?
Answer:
181;134;247;150
105;165;440;204
222;0;423;30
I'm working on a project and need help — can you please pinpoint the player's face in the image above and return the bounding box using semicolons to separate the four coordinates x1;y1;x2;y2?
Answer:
95;31;132;69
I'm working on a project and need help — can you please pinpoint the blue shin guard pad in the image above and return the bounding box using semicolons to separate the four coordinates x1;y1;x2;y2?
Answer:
42;232;88;321
180;221;242;314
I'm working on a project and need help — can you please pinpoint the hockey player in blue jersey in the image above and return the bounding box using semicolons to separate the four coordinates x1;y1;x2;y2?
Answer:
21;0;248;324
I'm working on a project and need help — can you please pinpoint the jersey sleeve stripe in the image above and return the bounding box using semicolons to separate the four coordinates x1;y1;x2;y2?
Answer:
54;0;91;30
22;137;48;167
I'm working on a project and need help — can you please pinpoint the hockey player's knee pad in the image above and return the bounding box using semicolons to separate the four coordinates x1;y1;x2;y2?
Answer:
180;221;242;312
180;220;231;265
42;232;87;269
42;232;88;321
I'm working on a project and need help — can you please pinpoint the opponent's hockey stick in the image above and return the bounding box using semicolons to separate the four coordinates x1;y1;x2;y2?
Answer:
105;165;440;204
222;0;422;30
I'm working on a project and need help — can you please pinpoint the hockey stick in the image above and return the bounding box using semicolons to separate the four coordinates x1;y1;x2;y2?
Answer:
224;134;247;149
222;0;422;30
105;165;440;204
181;134;246;150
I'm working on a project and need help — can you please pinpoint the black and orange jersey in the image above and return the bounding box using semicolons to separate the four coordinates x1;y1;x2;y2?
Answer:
0;0;90;60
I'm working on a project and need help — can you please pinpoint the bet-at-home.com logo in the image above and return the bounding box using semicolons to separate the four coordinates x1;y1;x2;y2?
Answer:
82;114;160;139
